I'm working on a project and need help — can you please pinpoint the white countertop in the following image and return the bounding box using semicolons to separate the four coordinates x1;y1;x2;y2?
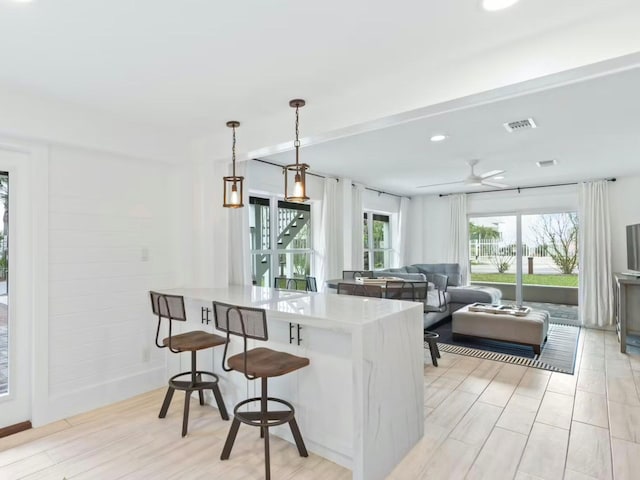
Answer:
156;286;423;331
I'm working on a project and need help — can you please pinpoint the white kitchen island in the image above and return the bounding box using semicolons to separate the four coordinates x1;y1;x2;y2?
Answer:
156;286;424;480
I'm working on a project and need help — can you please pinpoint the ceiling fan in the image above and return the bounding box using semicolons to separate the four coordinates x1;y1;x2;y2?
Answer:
417;159;509;189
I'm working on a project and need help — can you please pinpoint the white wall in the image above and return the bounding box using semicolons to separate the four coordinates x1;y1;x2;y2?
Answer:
609;176;640;273
0;84;188;164
42;145;186;422
363;189;400;214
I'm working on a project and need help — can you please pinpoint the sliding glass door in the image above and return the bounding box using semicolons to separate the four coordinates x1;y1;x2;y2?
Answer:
469;212;579;305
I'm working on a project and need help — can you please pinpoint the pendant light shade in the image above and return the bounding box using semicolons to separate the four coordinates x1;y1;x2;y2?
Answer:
284;99;310;202
223;121;244;208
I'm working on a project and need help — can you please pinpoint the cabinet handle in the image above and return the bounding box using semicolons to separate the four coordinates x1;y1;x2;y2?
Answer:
297;324;302;345
201;307;212;325
289;322;295;344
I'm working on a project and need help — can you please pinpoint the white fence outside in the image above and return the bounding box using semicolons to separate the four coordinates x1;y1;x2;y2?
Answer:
469;239;547;259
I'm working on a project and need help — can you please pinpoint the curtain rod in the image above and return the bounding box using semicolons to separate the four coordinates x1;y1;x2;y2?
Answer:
438;178;617;197
251;157;408;199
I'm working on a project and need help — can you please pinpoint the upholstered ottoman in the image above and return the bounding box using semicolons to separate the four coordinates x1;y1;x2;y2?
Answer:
452;305;549;354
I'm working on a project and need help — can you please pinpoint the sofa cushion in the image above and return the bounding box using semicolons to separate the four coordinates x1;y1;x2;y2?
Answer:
448;285;502;307
411;263;462;286
377;267;409;274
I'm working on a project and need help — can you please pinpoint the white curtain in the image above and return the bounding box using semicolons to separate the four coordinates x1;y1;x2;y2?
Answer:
228;160;252;286
315;178;342;291
395;196;410;267
351;184;365;270
447;193;469;285
578;180;614;327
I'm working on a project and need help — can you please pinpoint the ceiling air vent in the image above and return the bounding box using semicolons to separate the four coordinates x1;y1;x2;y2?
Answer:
503;118;537;133
536;159;557;168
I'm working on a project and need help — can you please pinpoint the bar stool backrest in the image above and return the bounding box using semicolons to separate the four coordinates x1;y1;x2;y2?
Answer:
384;281;414;300
337;282;383;298
274;277;308;291
426;273;449;310
411;281;429;301
305;276;318;292
427;273;449;293
212;301;269;380
149;291;187;353
150;291;187;321
213;301;268;341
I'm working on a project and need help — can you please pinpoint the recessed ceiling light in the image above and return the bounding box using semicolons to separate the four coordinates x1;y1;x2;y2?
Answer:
430;134;448;143
482;0;520;11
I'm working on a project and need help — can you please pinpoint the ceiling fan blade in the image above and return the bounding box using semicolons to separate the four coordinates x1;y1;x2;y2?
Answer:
481;180;509;189
416;180;464;189
480;169;505;179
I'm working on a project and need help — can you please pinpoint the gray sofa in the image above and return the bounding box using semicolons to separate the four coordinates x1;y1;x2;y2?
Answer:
376;264;502;329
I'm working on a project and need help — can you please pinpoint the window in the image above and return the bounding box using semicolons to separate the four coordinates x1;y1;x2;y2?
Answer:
249;196;312;286
469;212;578;304
363;212;392;270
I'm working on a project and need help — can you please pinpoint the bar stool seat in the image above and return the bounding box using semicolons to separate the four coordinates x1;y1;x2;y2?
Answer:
150;292;230;438
162;330;226;351
228;347;310;378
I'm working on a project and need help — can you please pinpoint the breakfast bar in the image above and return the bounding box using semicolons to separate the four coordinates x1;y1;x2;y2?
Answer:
156;286;424;480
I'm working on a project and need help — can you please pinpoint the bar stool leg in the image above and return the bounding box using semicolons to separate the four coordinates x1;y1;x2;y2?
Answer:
212;383;229;421
220;418;241;460
288;417;308;457
428;340;439;367
158;387;175;418
196;373;205;405
182;390;191;437
261;377;271;480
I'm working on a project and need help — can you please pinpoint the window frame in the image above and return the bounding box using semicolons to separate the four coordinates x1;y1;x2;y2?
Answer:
249;194;313;286
363;210;393;270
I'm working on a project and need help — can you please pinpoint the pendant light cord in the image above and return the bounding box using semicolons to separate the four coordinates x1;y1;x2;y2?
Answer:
232;124;237;178
294;105;300;165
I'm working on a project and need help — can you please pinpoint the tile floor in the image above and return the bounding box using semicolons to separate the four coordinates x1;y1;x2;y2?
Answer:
388;328;640;479
1;328;640;479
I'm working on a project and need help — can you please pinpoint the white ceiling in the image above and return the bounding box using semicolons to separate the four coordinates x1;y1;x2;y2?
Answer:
265;65;640;195
1;0;640;157
0;0;640;140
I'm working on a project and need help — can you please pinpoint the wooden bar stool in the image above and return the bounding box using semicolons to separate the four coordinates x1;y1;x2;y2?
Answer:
212;301;309;480
149;292;229;437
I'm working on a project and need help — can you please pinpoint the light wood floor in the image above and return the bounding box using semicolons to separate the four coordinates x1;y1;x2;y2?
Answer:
1;329;639;479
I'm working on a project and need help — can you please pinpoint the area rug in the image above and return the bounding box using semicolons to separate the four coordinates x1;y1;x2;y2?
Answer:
427;319;580;374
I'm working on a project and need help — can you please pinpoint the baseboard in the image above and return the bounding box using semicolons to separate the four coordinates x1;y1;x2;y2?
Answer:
33;367;166;427
0;420;32;439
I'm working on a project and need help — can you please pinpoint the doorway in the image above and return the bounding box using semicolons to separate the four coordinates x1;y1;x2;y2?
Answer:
0;147;34;431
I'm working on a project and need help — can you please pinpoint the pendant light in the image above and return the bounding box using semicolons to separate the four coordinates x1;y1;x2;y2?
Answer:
284;99;310;202
222;121;244;208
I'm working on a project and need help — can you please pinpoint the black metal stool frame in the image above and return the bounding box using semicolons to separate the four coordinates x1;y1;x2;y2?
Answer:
424;331;441;367
151;293;229;437
213;302;308;480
